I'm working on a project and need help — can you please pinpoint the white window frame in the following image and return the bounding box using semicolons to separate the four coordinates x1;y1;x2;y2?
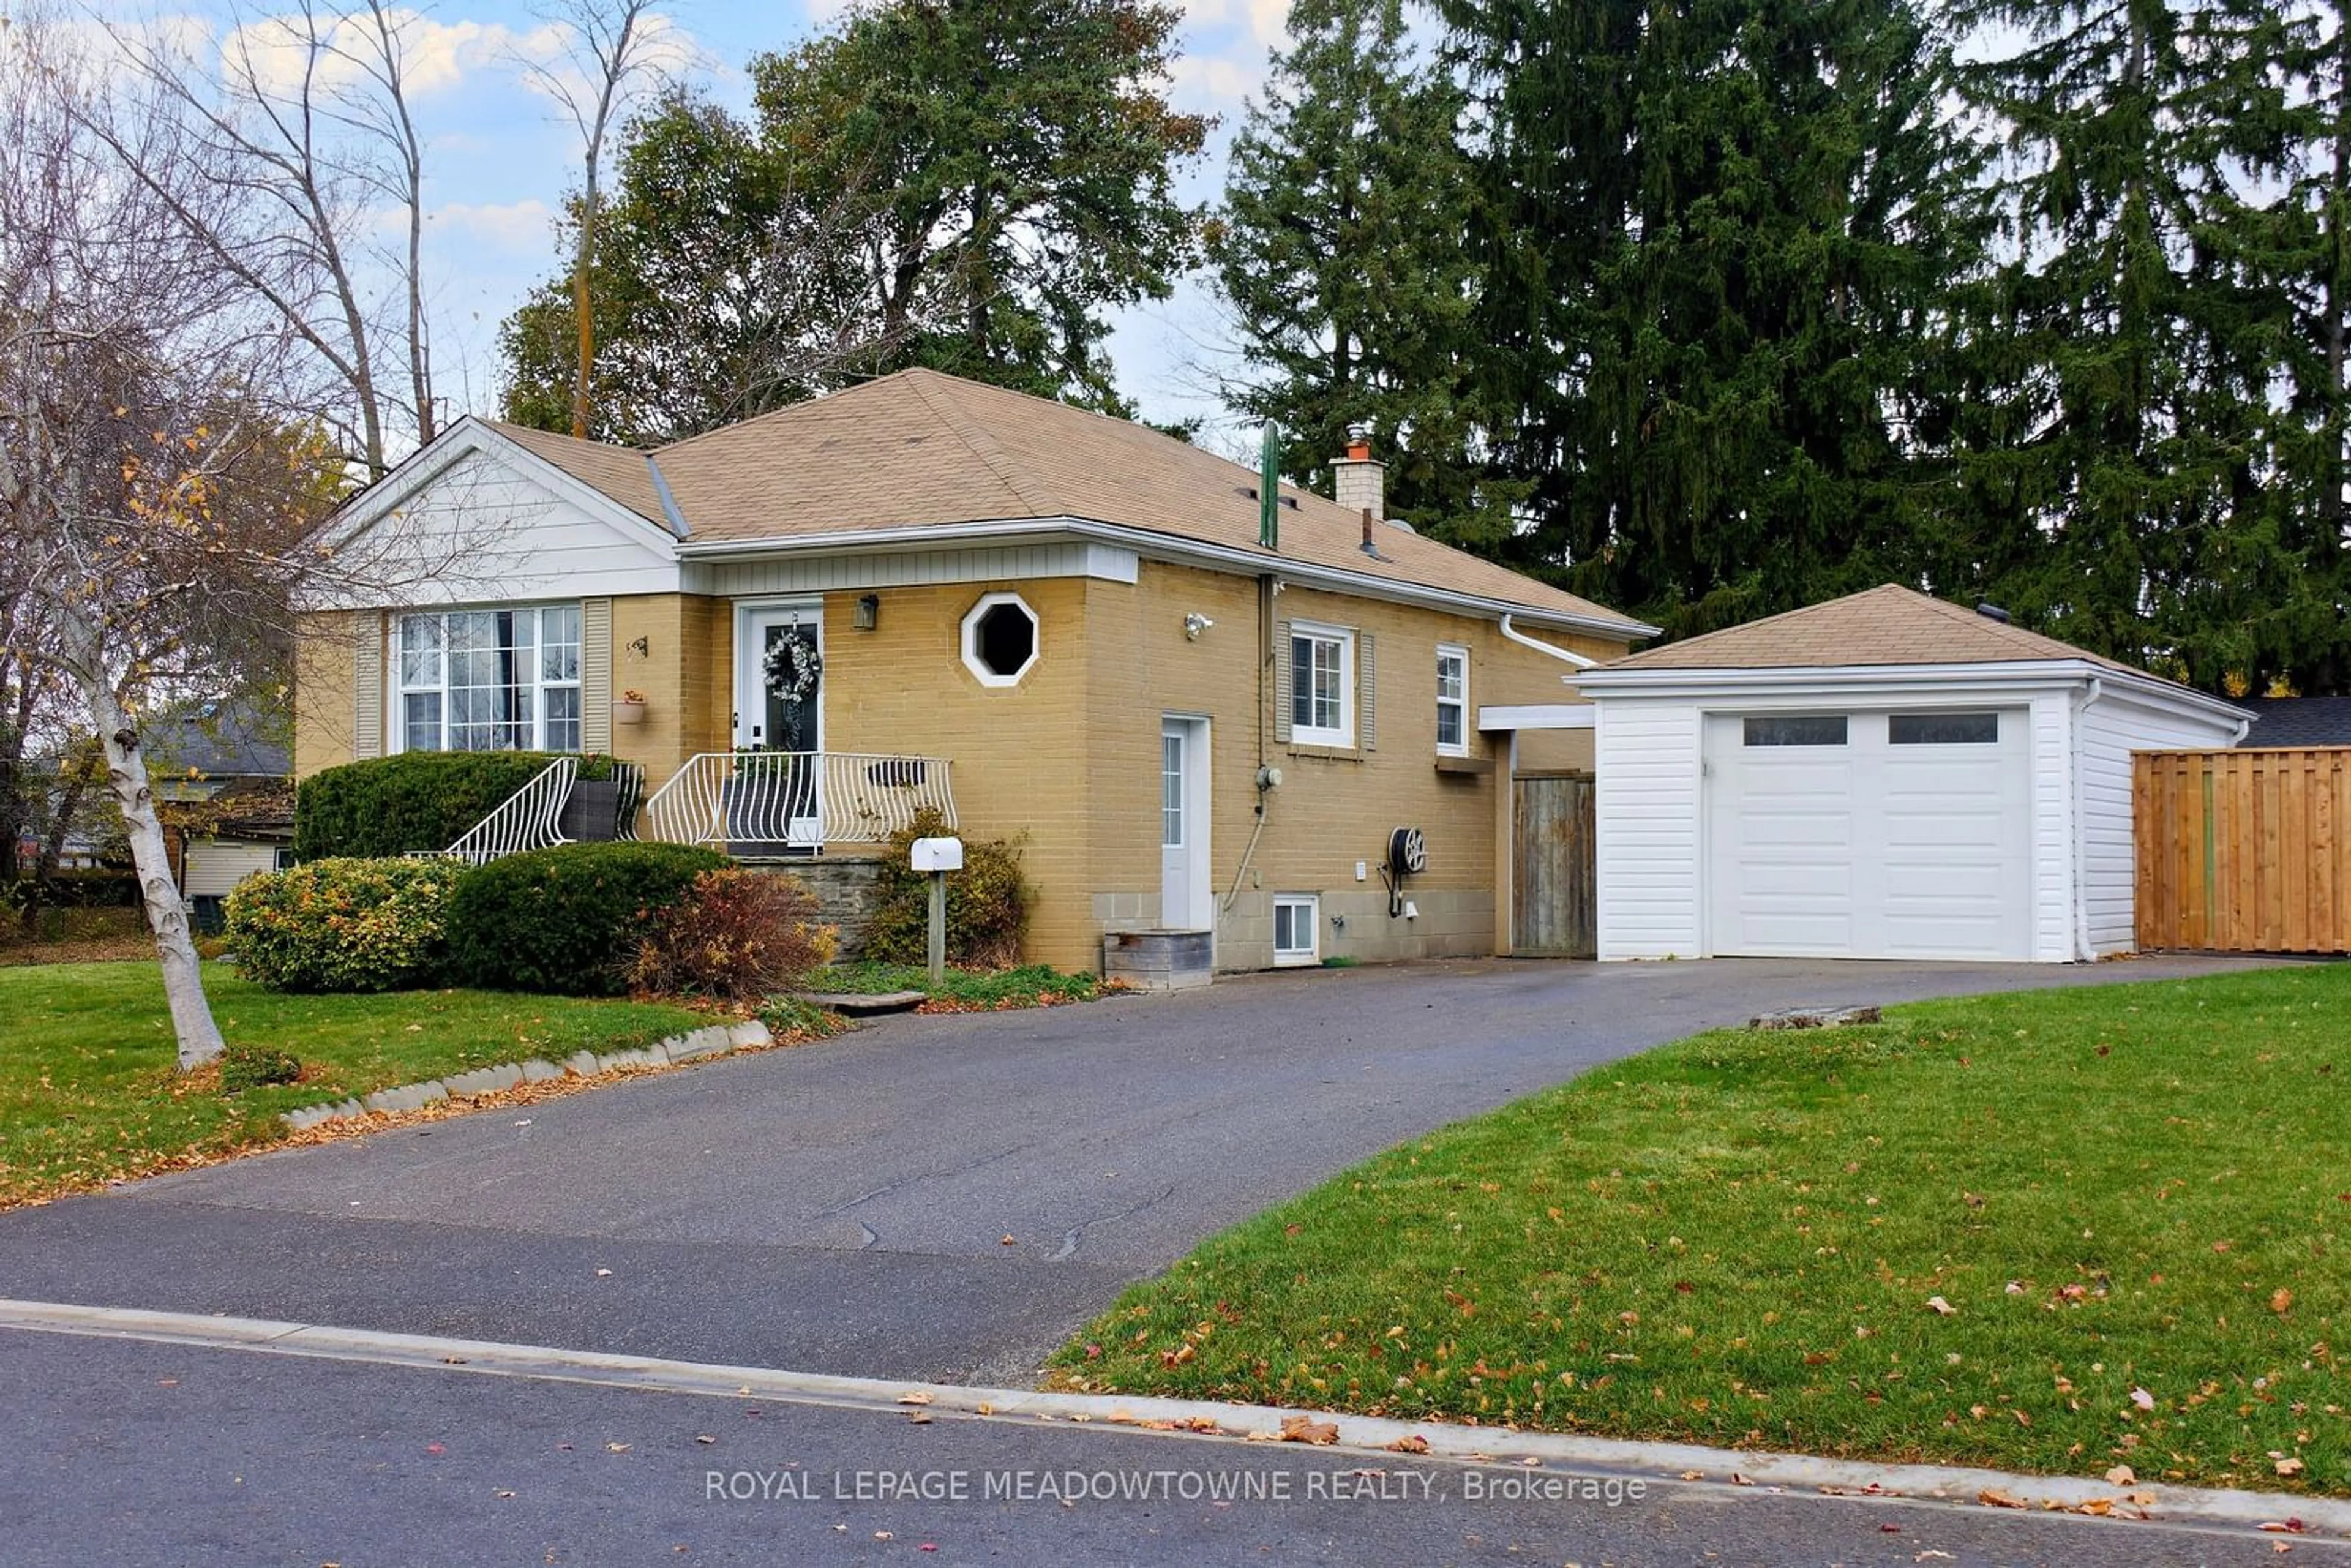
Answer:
1435;643;1469;756
1272;893;1321;966
392;603;584;755
960;590;1041;688
1288;623;1354;747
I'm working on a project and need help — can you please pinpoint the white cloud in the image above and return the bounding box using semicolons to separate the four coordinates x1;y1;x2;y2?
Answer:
1168;53;1262;107
429;198;555;254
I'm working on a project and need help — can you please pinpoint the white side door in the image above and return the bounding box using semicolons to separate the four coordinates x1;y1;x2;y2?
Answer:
1160;716;1210;931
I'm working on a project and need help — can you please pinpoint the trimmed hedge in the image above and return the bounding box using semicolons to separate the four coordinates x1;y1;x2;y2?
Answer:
861;809;1030;969
226;857;468;992
294;751;623;861
444;841;728;996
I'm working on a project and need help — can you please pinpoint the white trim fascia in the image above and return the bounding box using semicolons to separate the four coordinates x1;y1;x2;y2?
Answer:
324;416;684;557
1477;703;1595;732
675;516;1658;642
1574;659;2249;725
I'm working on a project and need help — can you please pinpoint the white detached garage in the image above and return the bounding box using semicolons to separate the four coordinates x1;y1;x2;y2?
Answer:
1575;585;2248;963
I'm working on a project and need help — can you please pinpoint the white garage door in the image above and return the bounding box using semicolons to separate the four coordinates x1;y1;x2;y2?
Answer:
1704;709;2031;960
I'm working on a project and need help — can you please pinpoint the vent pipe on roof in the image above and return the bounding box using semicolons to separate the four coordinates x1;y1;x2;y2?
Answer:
1359;506;1391;563
1976;601;2012;624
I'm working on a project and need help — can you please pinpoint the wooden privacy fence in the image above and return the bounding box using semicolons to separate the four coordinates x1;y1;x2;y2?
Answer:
2134;748;2351;954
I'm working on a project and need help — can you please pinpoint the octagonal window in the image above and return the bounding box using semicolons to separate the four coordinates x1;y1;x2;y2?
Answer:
961;591;1040;687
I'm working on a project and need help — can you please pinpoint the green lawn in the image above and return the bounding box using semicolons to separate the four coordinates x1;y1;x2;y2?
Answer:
1053;964;2351;1496
0;962;711;1207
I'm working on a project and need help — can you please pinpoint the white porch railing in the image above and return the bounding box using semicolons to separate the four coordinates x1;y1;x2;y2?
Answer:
642;751;956;854
423;756;576;866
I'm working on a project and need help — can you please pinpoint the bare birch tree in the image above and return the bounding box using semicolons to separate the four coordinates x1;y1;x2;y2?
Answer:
520;0;688;439
1;12;462;1068
80;1;441;478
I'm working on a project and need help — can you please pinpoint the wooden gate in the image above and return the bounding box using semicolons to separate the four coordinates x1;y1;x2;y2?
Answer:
1513;773;1595;958
2134;748;2351;953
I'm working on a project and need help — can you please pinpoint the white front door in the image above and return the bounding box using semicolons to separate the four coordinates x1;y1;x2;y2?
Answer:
732;602;823;849
1704;708;2031;960
1160;716;1210;931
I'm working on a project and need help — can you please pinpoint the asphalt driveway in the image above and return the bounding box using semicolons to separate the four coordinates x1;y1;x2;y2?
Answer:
0;954;2272;1384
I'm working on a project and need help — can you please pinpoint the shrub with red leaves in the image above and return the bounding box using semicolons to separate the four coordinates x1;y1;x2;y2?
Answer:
628;869;835;1002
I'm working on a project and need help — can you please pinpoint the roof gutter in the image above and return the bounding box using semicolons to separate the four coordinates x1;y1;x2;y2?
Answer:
1573;658;2251;725
1499;613;1597;681
677;516;1660;642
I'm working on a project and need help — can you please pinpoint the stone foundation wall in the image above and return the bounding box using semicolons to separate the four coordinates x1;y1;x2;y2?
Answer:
741;855;889;962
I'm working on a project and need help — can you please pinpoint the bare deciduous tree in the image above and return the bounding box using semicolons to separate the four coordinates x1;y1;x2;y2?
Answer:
1;12;470;1067
81;1;441;478
520;0;688;439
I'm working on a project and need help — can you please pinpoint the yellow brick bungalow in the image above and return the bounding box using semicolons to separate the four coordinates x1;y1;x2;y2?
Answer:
296;369;1655;976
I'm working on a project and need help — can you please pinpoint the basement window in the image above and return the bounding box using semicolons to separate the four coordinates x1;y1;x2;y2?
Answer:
1273;894;1321;966
961;592;1040;687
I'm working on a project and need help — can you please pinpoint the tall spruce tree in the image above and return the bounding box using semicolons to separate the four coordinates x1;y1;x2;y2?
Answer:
2273;3;2351;693
1212;0;1510;546
1442;0;1987;637
1951;0;2303;685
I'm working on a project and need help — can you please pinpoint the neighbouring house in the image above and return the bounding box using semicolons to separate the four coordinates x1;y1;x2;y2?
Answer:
2235;696;2351;748
294;369;1657;975
149;702;297;929
1574;585;2250;963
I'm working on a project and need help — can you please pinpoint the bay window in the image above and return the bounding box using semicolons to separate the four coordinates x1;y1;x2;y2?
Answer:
396;605;582;753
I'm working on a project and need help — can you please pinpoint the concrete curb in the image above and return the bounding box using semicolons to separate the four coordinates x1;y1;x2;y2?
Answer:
277;1019;774;1132
0;1298;2340;1540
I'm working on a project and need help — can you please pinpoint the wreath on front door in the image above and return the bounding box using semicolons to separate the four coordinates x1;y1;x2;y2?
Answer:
763;632;823;705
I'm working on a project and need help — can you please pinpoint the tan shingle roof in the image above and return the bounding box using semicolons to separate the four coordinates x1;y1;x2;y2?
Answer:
495;369;1648;635
1600;583;2152;674
489;421;671;529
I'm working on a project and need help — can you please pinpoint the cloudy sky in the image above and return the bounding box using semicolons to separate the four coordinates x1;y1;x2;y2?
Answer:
143;1;1289;445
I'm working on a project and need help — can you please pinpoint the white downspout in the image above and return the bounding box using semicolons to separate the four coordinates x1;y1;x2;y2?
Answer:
1500;613;1597;678
2071;677;2103;962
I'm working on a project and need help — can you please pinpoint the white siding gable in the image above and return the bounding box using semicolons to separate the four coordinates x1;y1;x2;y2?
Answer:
314;427;681;609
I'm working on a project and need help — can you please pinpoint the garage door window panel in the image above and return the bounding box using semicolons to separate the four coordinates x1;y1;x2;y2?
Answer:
1890;711;1999;745
1742;715;1847;746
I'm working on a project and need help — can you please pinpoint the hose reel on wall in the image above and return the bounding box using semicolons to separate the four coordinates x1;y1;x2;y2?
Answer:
1382;825;1426;918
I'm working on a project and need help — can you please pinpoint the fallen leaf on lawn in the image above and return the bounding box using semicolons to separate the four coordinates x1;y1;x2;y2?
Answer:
1000;1235;1016;1246
1279;1414;1340;1445
1107;1410;1138;1425
1730;1474;1754;1487
976;1403;994;1416
2258;1520;2308;1533
1179;1416;1221;1433
2275;1543;2295;1554
2005;1281;2025;1294
694;1435;715;1446
2276;1457;2305;1477
897;1392;934;1406
2272;1289;2295;1316
1926;1296;1957;1316
2077;1498;2113;1516
606;1443;629;1453
2130;1387;2156;1411
1387;1436;1431;1454
2105;1465;2136;1485
874;1531;892;1541
1978;1488;2027;1509
1679;1469;1703;1481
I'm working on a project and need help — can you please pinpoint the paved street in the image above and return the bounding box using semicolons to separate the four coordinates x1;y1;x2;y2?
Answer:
1;952;2314;1565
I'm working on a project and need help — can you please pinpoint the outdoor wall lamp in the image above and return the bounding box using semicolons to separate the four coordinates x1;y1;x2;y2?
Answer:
1183;612;1214;641
855;593;881;631
625;635;650;659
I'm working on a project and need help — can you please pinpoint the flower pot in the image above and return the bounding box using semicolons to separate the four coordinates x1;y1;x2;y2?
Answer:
612;700;647;726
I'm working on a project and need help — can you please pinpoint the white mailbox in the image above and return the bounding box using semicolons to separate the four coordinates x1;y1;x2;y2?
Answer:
910;836;965;872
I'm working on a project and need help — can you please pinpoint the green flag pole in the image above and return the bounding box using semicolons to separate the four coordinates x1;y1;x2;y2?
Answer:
1259;421;1280;550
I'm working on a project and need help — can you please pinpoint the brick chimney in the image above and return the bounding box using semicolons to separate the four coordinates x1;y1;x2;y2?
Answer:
1332;432;1385;522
